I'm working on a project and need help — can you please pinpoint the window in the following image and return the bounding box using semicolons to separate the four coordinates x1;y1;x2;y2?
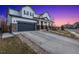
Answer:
27;11;29;15
30;12;31;16
30;12;34;16
24;10;26;15
24;10;29;15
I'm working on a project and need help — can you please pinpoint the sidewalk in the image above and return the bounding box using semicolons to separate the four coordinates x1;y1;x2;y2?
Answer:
1;31;29;39
2;33;14;39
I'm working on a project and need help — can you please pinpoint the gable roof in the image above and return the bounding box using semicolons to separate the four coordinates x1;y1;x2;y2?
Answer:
22;6;35;13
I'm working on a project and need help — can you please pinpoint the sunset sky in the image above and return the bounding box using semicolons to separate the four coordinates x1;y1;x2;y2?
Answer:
0;5;79;26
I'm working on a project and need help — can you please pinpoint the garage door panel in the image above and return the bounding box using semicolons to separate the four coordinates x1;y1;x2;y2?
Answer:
18;21;36;31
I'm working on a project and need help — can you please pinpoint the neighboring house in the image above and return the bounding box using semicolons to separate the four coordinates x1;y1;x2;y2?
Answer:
73;22;79;29
63;24;73;29
7;6;53;32
63;22;79;29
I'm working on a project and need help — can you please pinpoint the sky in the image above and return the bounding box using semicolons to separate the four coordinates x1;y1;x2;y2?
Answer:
0;5;79;26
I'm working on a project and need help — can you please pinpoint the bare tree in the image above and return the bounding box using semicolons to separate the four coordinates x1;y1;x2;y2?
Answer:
0;19;2;40
61;25;64;31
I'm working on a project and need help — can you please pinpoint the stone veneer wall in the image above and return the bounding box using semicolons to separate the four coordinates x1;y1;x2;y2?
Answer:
12;23;17;32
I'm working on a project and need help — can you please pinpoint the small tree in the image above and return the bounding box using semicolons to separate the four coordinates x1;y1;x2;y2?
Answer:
0;16;9;40
61;25;64;30
1;20;9;33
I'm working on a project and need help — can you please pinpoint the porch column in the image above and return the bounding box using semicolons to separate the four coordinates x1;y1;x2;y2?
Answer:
44;22;47;30
50;22;52;30
43;21;45;30
39;21;41;30
46;22;48;31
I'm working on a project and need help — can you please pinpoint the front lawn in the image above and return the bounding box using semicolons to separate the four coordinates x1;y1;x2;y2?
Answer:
0;36;36;54
75;29;79;34
50;30;76;39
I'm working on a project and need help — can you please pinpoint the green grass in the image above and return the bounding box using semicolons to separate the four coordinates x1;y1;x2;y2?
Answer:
0;36;36;54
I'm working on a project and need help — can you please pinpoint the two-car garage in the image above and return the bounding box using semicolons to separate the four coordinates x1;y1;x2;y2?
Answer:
18;21;36;31
10;16;37;32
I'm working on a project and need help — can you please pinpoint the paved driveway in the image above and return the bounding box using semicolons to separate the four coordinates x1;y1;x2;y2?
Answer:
21;31;79;54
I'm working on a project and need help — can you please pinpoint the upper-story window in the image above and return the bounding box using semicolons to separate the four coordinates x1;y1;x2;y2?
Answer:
30;12;34;16
30;12;32;16
24;10;26;15
26;11;29;15
24;10;29;15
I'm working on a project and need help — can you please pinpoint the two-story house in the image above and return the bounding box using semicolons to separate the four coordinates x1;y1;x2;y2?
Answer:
7;6;53;32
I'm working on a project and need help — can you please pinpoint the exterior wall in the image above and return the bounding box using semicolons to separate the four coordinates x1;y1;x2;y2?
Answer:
7;9;20;26
41;13;51;20
7;15;11;25
12;23;17;32
11;17;37;23
34;14;38;18
8;9;20;16
21;6;35;19
7;15;17;32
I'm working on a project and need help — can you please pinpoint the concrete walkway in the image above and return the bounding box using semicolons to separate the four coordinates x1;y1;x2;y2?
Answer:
19;31;79;54
2;33;14;39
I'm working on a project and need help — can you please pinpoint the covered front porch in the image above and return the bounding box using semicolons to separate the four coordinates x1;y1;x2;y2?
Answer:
37;20;53;31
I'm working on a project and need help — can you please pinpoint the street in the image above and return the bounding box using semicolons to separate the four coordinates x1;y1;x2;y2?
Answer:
20;31;79;54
